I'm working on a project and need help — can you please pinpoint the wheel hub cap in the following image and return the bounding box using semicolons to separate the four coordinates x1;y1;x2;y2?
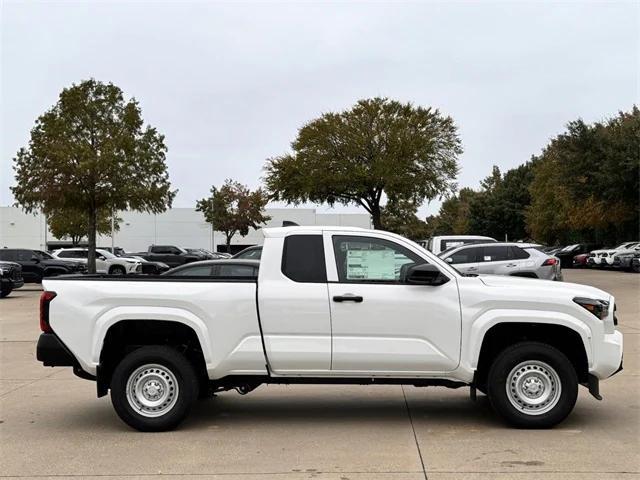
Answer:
126;364;179;418
506;360;561;416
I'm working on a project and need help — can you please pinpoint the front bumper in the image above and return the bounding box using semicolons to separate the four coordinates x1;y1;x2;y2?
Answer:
1;277;24;290
590;330;624;380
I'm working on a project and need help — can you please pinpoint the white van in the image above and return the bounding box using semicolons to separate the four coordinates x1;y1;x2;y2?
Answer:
425;235;497;255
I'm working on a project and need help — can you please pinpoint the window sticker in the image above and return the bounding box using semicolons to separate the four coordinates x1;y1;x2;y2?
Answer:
484;255;492;261
346;249;397;280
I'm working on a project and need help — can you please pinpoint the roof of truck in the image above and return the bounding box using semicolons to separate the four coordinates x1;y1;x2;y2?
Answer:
263;226;367;237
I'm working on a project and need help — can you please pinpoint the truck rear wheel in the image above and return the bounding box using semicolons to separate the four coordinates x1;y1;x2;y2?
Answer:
487;341;578;428
110;346;198;431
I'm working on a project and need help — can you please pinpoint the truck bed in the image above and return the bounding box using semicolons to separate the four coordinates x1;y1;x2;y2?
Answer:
42;275;267;379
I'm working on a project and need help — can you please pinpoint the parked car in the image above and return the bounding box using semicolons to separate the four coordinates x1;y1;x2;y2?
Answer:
426;235;496;255
36;226;622;431
572;253;591;268
98;246;127;257
131;245;200;268
0;261;24;297
163;259;260;278
118;255;170;275
52;248;142;275
439;242;562;280
612;247;640;271
0;248;86;283
555;244;602;269
232;245;263;260
588;242;639;267
185;248;230;260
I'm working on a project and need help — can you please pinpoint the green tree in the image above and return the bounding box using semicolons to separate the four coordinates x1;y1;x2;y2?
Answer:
430;187;479;235
526;107;639;245
47;208;119;246
381;198;429;241
12;79;175;272
264;98;462;229
196;180;271;251
468;162;536;241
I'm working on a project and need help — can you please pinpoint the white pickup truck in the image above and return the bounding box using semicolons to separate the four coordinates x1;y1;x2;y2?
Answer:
37;226;623;431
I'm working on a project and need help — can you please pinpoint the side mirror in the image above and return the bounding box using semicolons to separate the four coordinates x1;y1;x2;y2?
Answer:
405;263;450;286
445;257;453;263
97;255;106;260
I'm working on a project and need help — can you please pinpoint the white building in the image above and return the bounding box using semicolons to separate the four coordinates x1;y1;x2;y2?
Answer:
0;206;371;253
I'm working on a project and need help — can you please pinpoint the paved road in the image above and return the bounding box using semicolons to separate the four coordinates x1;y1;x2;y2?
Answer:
1;270;638;479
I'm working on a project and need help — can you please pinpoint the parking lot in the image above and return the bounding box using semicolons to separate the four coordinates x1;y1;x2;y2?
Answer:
0;269;638;480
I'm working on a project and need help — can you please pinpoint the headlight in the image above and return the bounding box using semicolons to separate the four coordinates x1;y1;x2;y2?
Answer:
573;297;609;320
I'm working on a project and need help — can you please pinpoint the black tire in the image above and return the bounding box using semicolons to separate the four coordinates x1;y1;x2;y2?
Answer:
487;341;578;429
110;346;198;431
109;265;126;275
0;287;11;298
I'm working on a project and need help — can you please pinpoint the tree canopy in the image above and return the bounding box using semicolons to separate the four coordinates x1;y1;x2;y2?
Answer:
526;107;639;245
264;97;462;229
196;180;270;250
47;208;119;246
12;79;175;271
424;106;638;246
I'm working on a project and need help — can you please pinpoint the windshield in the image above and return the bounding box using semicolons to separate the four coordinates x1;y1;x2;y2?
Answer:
36;250;54;259
614;243;636;250
561;244;579;252
96;249;117;259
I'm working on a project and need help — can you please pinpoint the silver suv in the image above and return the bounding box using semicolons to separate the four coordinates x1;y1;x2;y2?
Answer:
439;242;562;281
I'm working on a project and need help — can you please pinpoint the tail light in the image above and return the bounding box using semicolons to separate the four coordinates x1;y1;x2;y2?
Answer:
39;291;57;333
542;258;558;266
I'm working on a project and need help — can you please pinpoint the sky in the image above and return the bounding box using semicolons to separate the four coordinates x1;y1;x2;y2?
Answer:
1;0;638;218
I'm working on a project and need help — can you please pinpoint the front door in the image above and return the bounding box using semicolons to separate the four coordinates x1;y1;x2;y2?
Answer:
445;246;481;274
327;233;461;375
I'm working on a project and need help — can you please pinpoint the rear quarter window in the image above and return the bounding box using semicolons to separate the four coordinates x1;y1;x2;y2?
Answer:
281;235;326;283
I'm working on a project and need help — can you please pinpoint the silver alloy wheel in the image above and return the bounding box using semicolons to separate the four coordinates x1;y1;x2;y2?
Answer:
506;360;561;415
126;363;179;418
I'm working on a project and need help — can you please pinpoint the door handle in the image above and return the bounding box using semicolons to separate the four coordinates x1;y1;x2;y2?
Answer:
333;294;363;303
467;267;478;271
506;263;517;267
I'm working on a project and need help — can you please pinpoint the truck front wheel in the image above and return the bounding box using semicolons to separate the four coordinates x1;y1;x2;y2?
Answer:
487;341;578;428
110;346;198;431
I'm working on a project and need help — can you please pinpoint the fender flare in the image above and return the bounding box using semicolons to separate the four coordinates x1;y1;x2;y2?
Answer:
466;309;593;370
91;306;213;366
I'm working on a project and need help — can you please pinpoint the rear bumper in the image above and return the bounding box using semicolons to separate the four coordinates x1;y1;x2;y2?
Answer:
36;333;76;367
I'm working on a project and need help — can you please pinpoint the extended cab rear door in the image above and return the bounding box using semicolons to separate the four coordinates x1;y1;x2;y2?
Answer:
326;232;462;374
257;232;332;374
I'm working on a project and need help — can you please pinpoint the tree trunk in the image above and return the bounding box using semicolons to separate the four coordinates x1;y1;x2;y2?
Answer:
87;208;97;274
226;233;233;254
370;203;383;230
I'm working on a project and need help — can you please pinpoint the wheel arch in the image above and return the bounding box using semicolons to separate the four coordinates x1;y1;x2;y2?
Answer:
472;321;591;387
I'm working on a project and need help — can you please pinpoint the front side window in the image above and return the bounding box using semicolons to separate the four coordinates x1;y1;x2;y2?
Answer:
448;247;480;265
17;250;33;261
332;236;422;283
